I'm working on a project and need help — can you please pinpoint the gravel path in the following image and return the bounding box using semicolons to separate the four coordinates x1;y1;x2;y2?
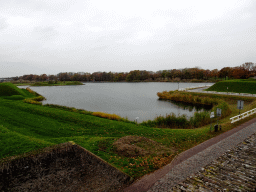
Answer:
147;122;256;192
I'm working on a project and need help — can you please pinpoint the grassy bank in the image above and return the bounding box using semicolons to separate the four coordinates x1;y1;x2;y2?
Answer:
1;83;256;180
141;91;232;129
206;79;256;94
12;81;83;86
31;81;83;86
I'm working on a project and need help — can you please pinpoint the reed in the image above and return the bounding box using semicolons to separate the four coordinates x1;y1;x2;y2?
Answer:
142;91;231;129
157;91;219;106
92;112;121;120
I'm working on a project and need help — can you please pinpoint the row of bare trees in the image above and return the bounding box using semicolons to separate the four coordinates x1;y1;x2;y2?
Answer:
14;62;255;82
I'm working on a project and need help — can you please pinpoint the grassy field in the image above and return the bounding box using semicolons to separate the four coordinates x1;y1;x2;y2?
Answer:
206;79;256;94
1;83;256;179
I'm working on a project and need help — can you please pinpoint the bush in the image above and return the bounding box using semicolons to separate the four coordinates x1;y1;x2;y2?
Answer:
48;80;55;84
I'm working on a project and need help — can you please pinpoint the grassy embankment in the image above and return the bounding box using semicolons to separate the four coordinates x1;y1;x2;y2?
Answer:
12;81;83;86
141;91;232;129
206;79;256;94
1;82;256;180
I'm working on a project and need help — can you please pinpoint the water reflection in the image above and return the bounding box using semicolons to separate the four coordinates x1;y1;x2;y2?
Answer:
167;100;212;112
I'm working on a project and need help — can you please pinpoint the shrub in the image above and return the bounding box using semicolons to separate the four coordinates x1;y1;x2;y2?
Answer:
48;80;55;84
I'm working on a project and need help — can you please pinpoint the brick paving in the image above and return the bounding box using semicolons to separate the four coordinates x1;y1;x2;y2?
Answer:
171;133;256;191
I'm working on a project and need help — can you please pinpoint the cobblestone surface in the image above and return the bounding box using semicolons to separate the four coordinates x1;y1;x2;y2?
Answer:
147;123;256;192
171;133;256;192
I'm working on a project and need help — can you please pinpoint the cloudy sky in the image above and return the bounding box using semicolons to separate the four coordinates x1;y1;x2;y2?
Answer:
0;0;256;77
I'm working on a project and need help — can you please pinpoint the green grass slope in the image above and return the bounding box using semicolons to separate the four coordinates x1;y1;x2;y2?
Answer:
0;82;27;97
206;80;256;94
0;97;220;178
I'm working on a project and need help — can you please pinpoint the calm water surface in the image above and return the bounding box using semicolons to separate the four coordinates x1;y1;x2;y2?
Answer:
20;82;213;123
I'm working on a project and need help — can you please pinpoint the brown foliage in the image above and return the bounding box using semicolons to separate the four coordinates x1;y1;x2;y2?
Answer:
113;136;175;157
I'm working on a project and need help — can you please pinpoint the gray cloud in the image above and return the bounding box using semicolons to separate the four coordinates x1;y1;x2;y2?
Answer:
0;0;256;77
33;26;58;41
0;18;8;30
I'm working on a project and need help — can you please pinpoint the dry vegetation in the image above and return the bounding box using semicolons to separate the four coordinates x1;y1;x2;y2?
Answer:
113;135;175;157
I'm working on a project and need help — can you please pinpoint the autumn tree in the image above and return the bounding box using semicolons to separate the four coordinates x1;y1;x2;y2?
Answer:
210;69;219;80
59;73;70;81
203;69;211;80
40;74;48;81
48;75;57;81
126;70;141;81
241;62;255;78
232;67;246;79
218;67;233;80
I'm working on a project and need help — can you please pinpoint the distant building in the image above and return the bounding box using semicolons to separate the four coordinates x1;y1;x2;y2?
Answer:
0;77;13;82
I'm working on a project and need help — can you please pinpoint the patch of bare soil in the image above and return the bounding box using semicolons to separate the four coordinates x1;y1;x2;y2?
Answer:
0;142;132;192
113;136;175;157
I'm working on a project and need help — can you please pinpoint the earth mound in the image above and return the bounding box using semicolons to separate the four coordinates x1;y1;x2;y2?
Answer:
0;142;132;192
0;82;26;96
113;135;175;157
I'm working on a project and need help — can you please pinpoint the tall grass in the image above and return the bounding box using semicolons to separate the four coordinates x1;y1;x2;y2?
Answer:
142;91;231;129
92;112;122;120
157;91;219;106
142;114;191;129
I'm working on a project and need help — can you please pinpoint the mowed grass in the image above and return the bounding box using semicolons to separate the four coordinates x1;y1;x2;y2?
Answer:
0;82;28;96
1;83;256;179
0;98;212;178
206;79;256;94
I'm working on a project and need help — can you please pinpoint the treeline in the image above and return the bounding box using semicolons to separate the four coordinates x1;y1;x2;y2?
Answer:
12;62;255;82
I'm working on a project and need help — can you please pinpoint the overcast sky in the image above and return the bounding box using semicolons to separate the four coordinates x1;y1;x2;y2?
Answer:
0;0;256;77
